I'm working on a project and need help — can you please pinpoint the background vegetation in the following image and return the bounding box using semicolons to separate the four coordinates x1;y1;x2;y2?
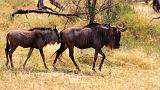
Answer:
0;0;160;89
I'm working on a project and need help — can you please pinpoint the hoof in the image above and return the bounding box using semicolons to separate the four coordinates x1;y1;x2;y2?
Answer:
53;66;58;71
98;68;102;71
11;65;14;68
6;63;8;67
92;68;96;72
45;67;49;70
77;68;81;72
74;70;81;74
22;65;26;70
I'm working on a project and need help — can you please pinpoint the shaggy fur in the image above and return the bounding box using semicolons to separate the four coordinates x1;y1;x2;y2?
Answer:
53;23;126;71
5;27;60;69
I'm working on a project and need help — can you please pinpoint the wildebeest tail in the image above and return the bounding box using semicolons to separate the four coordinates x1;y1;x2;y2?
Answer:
5;34;10;66
5;35;10;53
52;32;66;58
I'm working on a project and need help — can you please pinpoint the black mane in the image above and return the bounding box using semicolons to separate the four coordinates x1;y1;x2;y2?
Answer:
28;27;53;31
84;23;101;28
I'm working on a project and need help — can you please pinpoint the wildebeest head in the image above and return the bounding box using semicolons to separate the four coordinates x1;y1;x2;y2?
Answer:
34;26;60;45
50;26;60;44
109;24;127;49
28;26;60;45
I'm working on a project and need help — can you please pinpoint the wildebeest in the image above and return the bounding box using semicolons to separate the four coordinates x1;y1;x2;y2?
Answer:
153;0;160;12
53;23;126;71
37;0;64;11
5;27;60;69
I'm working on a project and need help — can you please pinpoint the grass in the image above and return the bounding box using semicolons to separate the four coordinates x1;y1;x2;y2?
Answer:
0;0;160;90
0;65;160;90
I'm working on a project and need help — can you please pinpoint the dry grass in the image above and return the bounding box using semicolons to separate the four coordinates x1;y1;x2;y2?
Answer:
0;63;160;90
0;43;160;90
0;1;160;90
111;48;159;69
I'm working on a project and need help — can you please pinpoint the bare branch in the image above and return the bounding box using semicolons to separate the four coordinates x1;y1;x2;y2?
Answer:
11;9;79;17
96;5;108;14
72;0;82;12
96;1;107;14
150;16;160;22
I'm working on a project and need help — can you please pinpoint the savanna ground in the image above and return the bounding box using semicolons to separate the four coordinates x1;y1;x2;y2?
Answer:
0;0;160;90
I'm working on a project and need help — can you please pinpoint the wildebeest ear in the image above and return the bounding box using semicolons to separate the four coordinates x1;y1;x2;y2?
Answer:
108;23;111;28
51;25;56;31
50;26;53;30
53;25;59;32
54;25;57;29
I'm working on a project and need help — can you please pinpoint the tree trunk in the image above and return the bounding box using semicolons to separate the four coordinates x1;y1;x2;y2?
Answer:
87;0;97;24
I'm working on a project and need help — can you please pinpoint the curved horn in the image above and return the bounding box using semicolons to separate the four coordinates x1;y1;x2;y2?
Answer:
121;23;127;32
109;23;116;28
122;23;125;28
116;23;118;28
118;23;127;32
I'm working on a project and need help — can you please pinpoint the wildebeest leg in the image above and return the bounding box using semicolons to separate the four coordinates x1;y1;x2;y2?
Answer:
92;49;98;71
69;47;80;71
5;54;9;67
23;48;34;69
5;48;10;67
53;42;67;69
9;46;17;68
39;48;48;69
98;49;106;71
